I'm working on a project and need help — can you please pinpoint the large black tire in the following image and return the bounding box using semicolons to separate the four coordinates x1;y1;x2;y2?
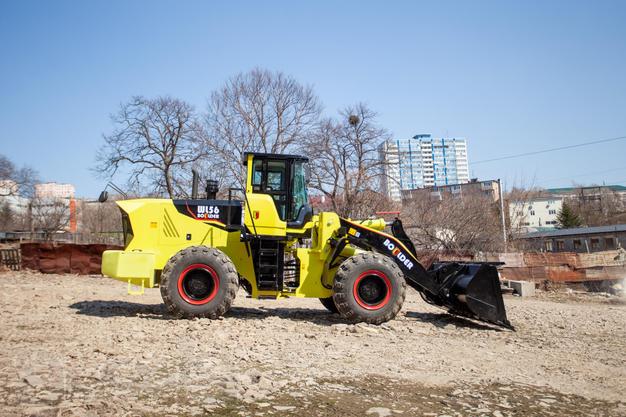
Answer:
160;246;238;319
332;252;406;324
319;297;339;314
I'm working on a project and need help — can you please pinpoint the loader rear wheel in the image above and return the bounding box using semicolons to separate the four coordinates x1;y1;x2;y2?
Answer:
319;297;339;314
332;252;406;324
160;246;238;319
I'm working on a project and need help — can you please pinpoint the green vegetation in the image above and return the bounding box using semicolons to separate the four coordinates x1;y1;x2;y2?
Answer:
556;202;583;229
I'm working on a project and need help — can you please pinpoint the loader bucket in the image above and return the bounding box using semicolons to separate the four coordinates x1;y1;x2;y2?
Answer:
425;262;512;329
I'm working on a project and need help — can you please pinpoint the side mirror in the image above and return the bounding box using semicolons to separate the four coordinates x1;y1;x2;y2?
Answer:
98;190;109;203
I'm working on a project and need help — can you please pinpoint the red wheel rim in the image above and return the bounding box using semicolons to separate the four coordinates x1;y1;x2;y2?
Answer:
353;269;392;310
177;263;219;305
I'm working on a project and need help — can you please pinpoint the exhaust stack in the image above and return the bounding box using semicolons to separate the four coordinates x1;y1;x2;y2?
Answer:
191;169;199;199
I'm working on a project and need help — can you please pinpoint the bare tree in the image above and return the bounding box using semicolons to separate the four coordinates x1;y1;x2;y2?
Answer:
31;197;70;240
204;68;322;185
303;103;391;218
0;154;38;197
402;193;504;253
568;185;626;226
96;96;205;198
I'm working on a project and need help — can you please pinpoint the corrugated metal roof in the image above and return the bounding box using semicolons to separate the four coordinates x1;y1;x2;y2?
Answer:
520;224;626;239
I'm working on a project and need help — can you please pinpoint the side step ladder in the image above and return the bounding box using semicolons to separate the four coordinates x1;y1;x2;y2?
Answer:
252;239;284;291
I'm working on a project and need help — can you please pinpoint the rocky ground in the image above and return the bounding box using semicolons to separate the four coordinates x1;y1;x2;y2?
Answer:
0;272;625;417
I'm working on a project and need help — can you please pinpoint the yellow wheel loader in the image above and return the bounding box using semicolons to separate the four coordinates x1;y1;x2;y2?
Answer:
101;152;512;328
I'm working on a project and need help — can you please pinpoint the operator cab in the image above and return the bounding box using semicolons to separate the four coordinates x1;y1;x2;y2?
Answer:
244;152;313;229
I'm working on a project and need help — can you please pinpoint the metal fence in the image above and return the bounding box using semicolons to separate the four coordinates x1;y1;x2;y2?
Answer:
0;231;123;246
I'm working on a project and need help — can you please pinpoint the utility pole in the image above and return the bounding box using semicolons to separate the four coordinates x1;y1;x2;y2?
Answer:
498;178;507;251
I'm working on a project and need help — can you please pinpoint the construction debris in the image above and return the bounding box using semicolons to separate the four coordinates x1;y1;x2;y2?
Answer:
502;280;536;297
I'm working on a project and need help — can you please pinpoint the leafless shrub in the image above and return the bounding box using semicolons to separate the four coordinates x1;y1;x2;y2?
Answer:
402;193;503;252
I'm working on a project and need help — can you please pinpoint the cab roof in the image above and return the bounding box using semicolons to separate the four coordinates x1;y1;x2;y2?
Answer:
242;152;309;165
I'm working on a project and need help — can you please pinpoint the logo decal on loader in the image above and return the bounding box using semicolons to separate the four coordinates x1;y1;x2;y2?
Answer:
383;238;414;270
197;205;220;220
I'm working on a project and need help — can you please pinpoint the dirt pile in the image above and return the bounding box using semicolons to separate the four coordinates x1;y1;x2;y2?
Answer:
20;243;121;274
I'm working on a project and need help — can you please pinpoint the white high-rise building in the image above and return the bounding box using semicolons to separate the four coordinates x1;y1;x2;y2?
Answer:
380;134;470;201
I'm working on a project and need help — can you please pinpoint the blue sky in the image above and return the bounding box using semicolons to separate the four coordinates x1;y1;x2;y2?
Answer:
1;1;625;197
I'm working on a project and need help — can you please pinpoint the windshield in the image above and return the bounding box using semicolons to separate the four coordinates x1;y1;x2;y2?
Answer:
290;161;308;220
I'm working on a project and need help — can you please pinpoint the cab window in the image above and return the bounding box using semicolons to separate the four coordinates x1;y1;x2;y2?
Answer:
266;161;287;218
252;160;263;191
267;161;286;191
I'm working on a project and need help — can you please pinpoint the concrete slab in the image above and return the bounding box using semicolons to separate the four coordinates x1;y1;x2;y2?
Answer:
507;280;536;297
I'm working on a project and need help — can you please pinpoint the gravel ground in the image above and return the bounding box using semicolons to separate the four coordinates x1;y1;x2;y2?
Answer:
0;271;625;416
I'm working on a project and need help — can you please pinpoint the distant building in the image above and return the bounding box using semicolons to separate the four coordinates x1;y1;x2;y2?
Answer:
35;182;75;199
546;185;626;201
518;224;626;253
547;185;626;215
380;134;470;201
0;195;29;215
549;185;626;225
402;178;501;202
509;196;563;233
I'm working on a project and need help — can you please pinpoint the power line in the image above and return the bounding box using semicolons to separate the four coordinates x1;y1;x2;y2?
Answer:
471;135;626;165
535;166;626;185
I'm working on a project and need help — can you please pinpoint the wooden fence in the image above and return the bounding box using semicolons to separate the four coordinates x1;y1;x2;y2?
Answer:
0;248;21;271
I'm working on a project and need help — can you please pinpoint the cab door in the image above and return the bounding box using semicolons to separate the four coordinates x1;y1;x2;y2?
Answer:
244;156;287;236
251;158;289;220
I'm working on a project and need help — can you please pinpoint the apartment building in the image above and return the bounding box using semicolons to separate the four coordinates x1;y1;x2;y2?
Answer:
380;134;469;201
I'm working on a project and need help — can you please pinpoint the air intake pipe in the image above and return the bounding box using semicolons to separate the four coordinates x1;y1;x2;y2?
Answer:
206;180;219;200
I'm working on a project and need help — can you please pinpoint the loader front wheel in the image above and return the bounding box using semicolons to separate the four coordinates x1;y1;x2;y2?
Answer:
160;246;238;319
319;297;339;314
333;252;406;324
